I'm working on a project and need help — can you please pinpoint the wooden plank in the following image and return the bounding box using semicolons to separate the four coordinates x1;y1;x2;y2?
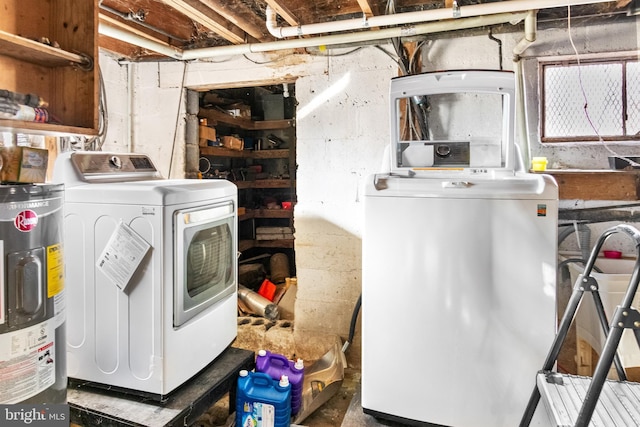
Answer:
52;0;98;130
0;30;86;67
198;108;292;130
253;149;289;159
251;208;293;218
545;170;640;201
234;179;292;189
0;119;98;136
263;0;300;26
254;239;294;249
68;347;254;427
200;146;248;157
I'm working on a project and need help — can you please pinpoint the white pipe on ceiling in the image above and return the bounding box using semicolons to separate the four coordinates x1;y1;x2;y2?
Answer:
100;12;528;60
266;0;613;39
99;22;184;60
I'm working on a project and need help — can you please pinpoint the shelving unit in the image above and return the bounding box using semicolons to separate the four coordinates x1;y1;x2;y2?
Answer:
197;87;297;278
0;0;98;136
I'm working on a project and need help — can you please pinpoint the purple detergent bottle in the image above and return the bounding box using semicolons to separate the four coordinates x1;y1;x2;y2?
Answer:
255;349;304;415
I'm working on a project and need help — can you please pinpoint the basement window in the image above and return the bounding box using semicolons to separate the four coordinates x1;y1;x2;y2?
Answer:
540;54;640;143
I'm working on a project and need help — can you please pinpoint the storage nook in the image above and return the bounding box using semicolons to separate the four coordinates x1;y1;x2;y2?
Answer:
197;86;297;281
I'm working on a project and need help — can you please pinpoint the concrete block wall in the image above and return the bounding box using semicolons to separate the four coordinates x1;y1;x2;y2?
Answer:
293;49;396;368
233;316;342;364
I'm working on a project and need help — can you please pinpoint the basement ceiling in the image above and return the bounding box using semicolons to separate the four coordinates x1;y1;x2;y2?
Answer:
98;0;632;60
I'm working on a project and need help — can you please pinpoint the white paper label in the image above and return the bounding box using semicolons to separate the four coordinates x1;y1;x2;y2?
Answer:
96;221;151;292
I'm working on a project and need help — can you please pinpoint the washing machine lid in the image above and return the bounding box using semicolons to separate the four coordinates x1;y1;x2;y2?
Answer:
388;70;519;178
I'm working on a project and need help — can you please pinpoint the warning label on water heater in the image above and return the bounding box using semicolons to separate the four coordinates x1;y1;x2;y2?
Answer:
0;321;56;404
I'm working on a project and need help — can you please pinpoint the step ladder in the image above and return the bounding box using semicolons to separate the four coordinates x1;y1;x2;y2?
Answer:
520;224;640;427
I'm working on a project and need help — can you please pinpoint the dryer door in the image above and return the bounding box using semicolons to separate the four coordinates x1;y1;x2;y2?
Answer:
174;200;237;327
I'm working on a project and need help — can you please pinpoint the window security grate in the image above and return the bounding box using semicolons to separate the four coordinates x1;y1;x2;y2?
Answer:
541;57;640;142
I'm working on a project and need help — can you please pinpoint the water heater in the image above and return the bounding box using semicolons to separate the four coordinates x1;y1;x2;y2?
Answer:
0;184;66;404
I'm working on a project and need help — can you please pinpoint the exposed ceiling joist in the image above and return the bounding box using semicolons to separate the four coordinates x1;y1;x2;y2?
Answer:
197;0;273;41
98;1;630;61
263;0;301;26
356;0;375;17
160;0;248;44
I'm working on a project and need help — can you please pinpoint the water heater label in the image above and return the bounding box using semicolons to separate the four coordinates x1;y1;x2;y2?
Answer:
46;244;64;298
14;209;38;232
0;321;56;404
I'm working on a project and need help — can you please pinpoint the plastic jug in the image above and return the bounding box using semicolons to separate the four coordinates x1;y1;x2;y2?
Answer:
255;349;304;415
236;370;291;427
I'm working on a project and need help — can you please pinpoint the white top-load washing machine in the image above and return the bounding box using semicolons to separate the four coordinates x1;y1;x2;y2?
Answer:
54;151;238;400
362;70;558;426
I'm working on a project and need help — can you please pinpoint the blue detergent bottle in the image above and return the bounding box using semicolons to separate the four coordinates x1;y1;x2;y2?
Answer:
236;369;291;427
255;349;304;415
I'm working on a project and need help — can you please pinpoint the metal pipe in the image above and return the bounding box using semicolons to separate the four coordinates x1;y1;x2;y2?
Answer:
266;0;614;39
100;12;529;61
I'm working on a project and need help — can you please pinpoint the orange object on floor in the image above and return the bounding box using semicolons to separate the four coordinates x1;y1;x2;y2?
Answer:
258;279;277;301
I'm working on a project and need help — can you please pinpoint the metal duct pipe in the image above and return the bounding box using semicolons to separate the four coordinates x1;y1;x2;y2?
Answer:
100;12;529;60
266;0;614;39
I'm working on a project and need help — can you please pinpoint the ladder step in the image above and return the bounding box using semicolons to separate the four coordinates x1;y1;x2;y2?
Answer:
537;372;640;426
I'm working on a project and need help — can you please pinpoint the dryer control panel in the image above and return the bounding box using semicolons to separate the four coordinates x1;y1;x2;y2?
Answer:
54;151;163;185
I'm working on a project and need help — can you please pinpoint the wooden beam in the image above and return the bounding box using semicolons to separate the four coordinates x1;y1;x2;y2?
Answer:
198;0;273;41
263;0;300;27
544;170;640;201
356;0;374;17
160;0;247;44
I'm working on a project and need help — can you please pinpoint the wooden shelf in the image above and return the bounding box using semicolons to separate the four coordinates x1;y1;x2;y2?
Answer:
0;29;89;67
541;169;640;201
239;239;294;251
0;119;97;136
235;179;293;189
200;147;290;159
198;108;293;131
238;208;294;222
252;208;294;218
199;90;295;261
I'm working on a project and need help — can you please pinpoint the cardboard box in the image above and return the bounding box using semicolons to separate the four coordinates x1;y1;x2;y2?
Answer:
199;125;217;147
0;146;48;183
221;136;244;151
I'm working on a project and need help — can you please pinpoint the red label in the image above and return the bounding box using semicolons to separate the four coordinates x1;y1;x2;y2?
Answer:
15;209;38;232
